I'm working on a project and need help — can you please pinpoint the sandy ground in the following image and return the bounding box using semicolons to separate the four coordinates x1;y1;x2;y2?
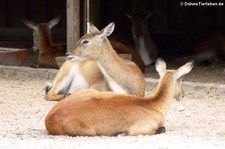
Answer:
0;64;225;149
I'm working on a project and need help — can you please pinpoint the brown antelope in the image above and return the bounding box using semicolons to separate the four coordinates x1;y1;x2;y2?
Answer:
127;13;159;66
45;23;146;101
66;22;146;96
45;58;194;136
22;16;66;68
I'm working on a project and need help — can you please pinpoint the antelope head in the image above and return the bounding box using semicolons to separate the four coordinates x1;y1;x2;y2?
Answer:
126;12;152;40
22;16;61;51
156;58;194;101
66;22;115;61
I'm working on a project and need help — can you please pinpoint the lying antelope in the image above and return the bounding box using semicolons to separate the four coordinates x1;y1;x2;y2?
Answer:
45;58;194;136
66;22;146;96
127;12;159;66
192;30;225;64
45;22;146;100
22;16;66;68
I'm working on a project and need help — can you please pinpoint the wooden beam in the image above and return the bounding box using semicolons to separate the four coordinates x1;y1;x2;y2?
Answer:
67;0;80;51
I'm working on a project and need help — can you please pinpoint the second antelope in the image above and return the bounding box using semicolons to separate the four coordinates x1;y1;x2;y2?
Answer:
23;16;66;68
127;12;159;66
45;58;194;136
66;22;146;96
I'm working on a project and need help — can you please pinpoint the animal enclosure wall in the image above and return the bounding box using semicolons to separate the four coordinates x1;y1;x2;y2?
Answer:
97;0;225;57
0;0;225;57
0;0;66;48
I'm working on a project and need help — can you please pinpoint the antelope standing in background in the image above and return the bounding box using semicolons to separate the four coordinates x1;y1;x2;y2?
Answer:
45;58;194;136
127;13;159;66
23;17;66;68
66;22;146;96
45;22;146;101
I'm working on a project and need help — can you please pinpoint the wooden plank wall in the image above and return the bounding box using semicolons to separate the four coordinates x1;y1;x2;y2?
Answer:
0;0;66;48
0;0;225;52
0;0;66;27
1;0;224;35
101;0;225;34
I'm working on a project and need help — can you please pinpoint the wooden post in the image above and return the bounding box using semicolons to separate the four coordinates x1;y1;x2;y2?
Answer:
83;0;87;34
67;0;80;51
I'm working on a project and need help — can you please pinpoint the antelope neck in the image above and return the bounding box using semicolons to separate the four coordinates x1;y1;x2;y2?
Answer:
96;44;129;74
96;48;128;94
149;74;175;113
38;30;53;54
96;45;138;94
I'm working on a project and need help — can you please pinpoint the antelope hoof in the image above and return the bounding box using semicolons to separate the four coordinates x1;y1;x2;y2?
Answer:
66;93;71;97
44;85;52;95
155;126;166;134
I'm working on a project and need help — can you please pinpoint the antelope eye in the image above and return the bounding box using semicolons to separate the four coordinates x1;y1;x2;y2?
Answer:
180;78;183;83
81;40;90;45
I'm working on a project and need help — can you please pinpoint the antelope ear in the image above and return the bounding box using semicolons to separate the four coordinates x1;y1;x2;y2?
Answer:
87;22;100;33
155;58;166;77
48;16;60;28
22;18;38;30
142;12;152;23
126;13;133;20
174;60;194;79
96;22;115;41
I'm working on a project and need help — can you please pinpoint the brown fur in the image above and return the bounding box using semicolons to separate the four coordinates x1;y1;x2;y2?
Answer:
36;25;66;68
45;58;194;136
